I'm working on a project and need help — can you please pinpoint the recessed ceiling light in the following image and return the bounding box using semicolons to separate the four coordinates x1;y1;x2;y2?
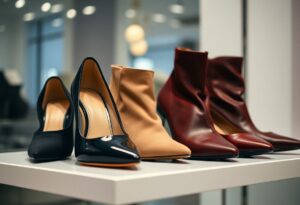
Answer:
0;24;6;33
52;18;63;28
170;19;181;28
23;12;35;22
41;2;51;12
125;9;136;19
66;9;77;19
51;4;63;13
169;2;185;14
152;13;166;23
15;0;25;9
82;5;96;15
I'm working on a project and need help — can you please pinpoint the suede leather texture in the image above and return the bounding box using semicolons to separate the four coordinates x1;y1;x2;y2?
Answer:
110;65;191;159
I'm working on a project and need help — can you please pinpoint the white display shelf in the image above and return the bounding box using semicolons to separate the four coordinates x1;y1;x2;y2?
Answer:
0;151;300;204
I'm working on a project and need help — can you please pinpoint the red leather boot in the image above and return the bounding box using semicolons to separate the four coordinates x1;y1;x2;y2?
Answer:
157;48;239;159
207;57;300;152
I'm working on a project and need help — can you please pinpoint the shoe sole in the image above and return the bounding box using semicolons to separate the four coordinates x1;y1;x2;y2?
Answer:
188;154;238;160
142;154;191;160
79;162;139;168
239;149;273;157
273;146;300;152
28;156;69;163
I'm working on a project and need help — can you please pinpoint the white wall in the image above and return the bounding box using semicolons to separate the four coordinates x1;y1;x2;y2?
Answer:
292;0;300;137
73;0;116;79
247;0;293;136
247;1;299;204
200;0;242;57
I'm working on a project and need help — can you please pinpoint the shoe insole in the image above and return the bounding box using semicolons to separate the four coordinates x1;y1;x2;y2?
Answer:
211;110;242;135
79;89;113;139
43;100;70;132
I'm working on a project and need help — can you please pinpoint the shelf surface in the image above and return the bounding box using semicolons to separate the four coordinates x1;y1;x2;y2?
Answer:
0;151;300;204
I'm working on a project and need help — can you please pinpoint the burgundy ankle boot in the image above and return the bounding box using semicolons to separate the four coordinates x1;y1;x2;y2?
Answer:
157;48;239;159
207;57;300;152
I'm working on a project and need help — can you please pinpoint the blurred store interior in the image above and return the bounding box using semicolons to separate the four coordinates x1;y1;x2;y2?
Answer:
0;0;199;152
0;0;300;205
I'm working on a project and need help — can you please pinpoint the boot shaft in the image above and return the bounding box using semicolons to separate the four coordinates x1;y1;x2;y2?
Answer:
173;48;208;96
206;56;257;131
110;65;157;120
110;65;192;158
207;57;244;97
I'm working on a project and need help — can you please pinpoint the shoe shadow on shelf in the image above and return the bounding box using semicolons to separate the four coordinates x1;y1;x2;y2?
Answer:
187;158;239;163
270;152;300;156
27;157;72;164
74;161;140;171
142;159;190;164
243;156;273;160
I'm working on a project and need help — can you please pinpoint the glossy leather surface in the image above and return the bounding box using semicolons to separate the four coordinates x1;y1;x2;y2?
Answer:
76;135;139;164
157;48;239;159
28;77;74;162
207;57;300;152
71;57;140;165
223;133;273;156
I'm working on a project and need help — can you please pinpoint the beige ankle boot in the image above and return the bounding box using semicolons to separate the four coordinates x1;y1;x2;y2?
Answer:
110;65;191;159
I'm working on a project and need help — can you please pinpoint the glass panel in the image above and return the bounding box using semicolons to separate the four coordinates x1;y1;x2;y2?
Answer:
42;16;64;37
26;21;37;40
41;38;64;85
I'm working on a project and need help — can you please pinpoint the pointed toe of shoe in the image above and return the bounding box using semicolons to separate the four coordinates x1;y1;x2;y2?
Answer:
28;134;70;162
260;132;300;152
167;140;191;157
76;135;141;166
273;138;300;152
139;138;191;160
188;134;239;160
225;133;273;156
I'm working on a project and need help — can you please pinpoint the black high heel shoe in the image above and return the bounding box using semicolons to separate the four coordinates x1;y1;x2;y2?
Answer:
71;57;140;167
28;77;74;162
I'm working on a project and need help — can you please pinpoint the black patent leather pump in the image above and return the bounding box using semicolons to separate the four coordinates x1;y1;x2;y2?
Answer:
71;57;140;167
28;77;74;162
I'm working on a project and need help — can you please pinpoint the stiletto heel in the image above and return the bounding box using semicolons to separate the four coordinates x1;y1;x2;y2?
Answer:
162;117;166;127
71;57;140;167
157;106;167;126
28;77;74;162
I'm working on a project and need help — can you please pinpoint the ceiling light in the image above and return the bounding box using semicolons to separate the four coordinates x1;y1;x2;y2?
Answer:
41;2;51;12
82;5;96;15
66;9;77;19
130;40;148;56
51;18;63;28
152;13;166;23
125;24;145;43
51;4;63;13
15;0;25;9
170;19;181;28
169;2;185;14
23;12;35;22
125;9;136;19
0;25;6;33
